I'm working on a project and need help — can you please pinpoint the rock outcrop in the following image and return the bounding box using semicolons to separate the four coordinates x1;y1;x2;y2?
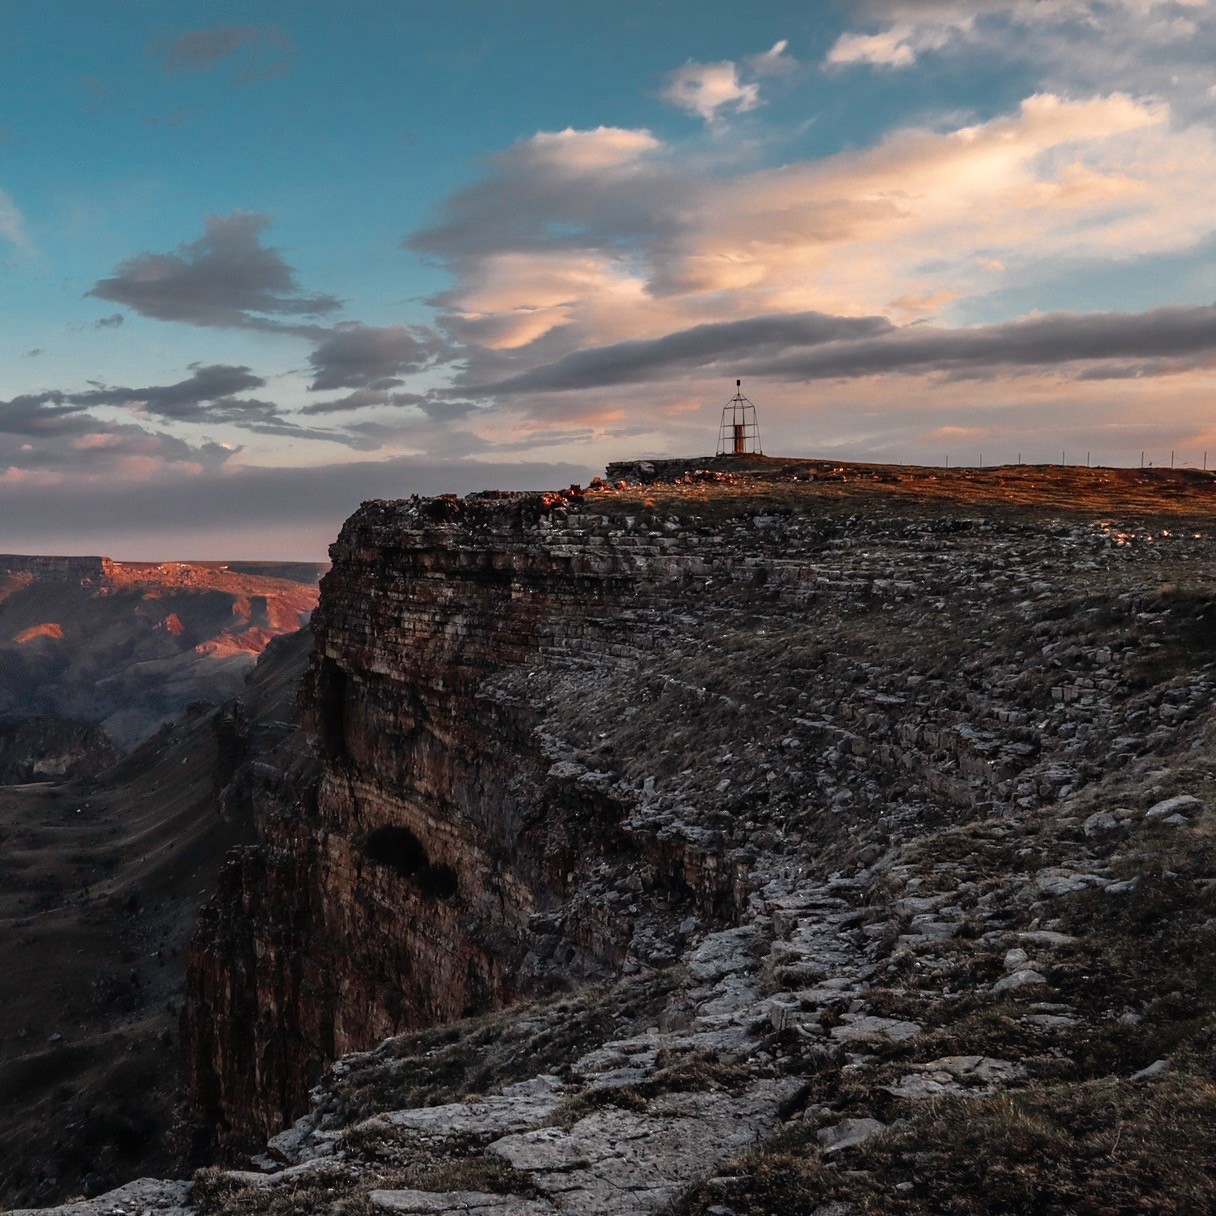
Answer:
31;459;1216;1214
182;462;1216;1164
0;716;120;784
183;490;752;1147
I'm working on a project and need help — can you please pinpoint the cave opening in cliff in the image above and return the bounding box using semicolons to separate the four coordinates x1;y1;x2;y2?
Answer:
362;827;460;900
415;862;458;900
364;825;428;877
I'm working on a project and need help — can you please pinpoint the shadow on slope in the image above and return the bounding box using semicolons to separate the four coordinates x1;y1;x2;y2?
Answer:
0;628;315;1211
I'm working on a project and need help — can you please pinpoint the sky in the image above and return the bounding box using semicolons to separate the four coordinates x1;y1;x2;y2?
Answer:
5;0;1216;558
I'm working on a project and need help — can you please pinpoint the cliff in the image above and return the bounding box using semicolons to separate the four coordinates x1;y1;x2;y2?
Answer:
25;459;1216;1214
180;460;1216;1166
182;488;753;1146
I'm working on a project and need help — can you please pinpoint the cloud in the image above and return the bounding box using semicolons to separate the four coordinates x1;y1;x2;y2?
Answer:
149;25;294;80
94;313;124;329
3;364;281;433
298;389;403;416
523;126;662;171
1;364;443;455
23;349;43;358
663;59;761;123
760;303;1216;382
471;311;894;394
406;92;1216;404
468;302;1216;394
67;363;268;422
747;39;798;77
0;186;27;248
826;0;1216;78
88;211;340;334
153;26;260;71
0;388;237;480
826;28;935;68
409;126;662;261
306;324;443;391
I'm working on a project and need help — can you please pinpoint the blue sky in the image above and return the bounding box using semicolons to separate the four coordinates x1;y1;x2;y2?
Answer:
3;1;1216;556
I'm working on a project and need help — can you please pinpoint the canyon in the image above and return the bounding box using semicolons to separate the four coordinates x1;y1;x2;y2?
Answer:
11;458;1216;1215
0;556;323;754
0;630;314;1208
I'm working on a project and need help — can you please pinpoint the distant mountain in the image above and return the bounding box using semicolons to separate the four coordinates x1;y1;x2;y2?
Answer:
0;556;325;752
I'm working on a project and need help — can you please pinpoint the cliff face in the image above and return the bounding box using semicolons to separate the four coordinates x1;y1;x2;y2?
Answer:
182;462;1216;1158
183;491;748;1144
24;461;1216;1215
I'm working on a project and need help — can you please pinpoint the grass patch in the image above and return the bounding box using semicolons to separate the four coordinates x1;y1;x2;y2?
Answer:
549;1047;759;1127
330;971;679;1123
664;1069;1216;1216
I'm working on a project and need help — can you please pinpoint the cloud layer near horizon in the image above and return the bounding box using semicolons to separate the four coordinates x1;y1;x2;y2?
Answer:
0;455;594;561
469;304;1216;394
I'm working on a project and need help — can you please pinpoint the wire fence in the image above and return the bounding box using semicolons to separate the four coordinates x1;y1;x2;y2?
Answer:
935;451;1213;471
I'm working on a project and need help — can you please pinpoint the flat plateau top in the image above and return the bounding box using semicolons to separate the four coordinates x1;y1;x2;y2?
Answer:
592;455;1216;522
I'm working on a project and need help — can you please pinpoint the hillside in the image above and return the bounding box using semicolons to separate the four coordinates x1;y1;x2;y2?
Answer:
13;458;1216;1216
0;629;316;1210
0;557;323;753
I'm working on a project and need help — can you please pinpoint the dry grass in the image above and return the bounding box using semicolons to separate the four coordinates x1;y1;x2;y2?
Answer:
331;971;679;1123
591;458;1216;526
664;1069;1216;1216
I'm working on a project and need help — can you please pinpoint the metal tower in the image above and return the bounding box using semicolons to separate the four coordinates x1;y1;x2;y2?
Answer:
716;380;762;456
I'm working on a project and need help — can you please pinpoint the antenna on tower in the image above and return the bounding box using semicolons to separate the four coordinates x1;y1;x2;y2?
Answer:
716;379;762;457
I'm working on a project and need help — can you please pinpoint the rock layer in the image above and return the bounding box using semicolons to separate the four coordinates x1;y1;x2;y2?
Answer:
183;491;749;1146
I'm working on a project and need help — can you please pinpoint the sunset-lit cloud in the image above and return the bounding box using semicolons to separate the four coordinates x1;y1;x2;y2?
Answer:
663;59;760;123
412;91;1216;401
827;0;1212;71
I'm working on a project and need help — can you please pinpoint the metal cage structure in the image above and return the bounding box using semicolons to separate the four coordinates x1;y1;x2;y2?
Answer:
716;380;763;457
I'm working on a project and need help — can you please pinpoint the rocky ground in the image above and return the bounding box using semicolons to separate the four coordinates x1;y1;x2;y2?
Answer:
12;459;1216;1215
